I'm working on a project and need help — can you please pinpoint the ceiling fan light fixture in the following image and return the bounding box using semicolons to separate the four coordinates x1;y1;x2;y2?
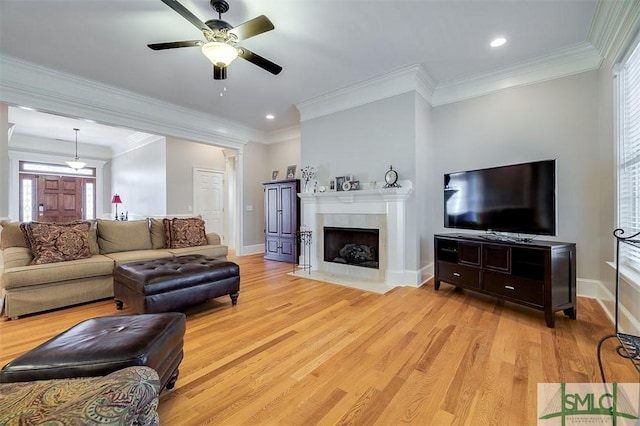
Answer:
201;41;238;67
65;128;87;170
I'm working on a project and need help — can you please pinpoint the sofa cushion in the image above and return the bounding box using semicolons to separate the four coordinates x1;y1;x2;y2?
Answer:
168;245;228;258
0;221;28;249
1;254;115;289
97;219;152;254
163;217;208;249
21;221;92;265
88;220;100;255
149;218;166;249
104;249;174;266
2;247;33;269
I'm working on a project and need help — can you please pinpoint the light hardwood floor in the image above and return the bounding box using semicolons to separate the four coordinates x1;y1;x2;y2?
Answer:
1;253;638;425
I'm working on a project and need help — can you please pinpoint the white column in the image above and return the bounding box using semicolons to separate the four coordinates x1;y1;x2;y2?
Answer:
384;196;407;285
298;193;319;270
235;149;244;255
0;104;9;220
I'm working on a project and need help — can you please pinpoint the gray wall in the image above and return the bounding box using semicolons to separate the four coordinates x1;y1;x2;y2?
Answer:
300;92;422;273
266;139;300;181
243;142;269;247
301;92;417;187
297;71;602;285
109;139;167;218
416;94;435;267
432;71;601;280
165;137;226;216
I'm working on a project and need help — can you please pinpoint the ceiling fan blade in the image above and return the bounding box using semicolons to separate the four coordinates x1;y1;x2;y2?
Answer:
160;0;211;34
148;40;204;50
237;48;282;75
229;15;274;41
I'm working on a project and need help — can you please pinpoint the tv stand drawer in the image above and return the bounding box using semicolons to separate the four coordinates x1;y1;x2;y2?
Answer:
437;262;480;289
483;271;543;306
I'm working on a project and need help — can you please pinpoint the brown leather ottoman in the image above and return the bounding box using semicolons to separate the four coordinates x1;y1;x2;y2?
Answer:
0;313;185;392
113;255;240;314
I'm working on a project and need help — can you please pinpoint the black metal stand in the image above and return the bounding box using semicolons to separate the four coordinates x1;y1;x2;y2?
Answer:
596;229;640;382
293;230;312;274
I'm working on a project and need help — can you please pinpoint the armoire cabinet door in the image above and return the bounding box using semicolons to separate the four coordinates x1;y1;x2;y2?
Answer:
263;180;300;263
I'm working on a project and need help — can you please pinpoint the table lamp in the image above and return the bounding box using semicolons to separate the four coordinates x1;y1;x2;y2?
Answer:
111;194;122;221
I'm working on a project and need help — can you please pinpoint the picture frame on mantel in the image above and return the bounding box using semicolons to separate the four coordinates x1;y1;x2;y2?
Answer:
286;165;296;179
271;170;279;181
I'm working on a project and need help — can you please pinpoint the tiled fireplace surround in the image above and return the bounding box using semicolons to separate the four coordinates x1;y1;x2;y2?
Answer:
298;184;413;293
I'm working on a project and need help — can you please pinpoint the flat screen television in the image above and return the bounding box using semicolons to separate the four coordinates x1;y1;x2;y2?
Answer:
444;159;556;236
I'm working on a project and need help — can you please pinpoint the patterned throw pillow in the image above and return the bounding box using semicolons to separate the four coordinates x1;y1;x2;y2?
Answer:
21;221;92;265
163;218;208;249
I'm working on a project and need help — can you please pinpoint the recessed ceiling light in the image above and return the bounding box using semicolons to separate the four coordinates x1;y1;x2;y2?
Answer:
490;37;507;48
266;114;275;120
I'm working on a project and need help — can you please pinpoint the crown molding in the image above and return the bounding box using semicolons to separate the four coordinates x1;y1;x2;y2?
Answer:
261;125;301;144
111;133;166;157
588;0;640;65
8;149;107;168
0;55;254;150
296;64;436;122
432;42;602;106
296;41;602;121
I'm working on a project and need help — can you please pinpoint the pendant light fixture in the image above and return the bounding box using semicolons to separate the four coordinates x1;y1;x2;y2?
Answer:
66;128;86;170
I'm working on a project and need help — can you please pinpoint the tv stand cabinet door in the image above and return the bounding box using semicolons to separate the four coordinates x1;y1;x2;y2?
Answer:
483;245;510;272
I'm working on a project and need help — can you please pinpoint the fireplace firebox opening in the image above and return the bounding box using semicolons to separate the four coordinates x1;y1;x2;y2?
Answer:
323;227;379;269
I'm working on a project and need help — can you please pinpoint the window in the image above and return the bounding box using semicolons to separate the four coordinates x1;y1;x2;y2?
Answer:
20;177;34;222
617;37;640;270
85;181;95;220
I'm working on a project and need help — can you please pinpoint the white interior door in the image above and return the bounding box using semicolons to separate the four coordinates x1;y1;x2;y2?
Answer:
193;168;224;238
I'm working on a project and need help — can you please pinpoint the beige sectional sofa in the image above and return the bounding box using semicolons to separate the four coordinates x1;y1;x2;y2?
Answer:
0;218;228;319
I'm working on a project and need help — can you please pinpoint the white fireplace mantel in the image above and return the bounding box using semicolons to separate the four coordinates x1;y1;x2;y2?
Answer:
298;181;414;292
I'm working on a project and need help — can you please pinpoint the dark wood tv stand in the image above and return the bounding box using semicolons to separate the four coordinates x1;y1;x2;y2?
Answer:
434;233;576;328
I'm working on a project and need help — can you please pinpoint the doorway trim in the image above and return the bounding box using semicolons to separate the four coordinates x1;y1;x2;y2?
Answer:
8;150;106;221
192;167;225;241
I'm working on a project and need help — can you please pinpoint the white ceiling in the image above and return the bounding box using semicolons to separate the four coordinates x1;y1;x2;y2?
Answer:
0;0;600;148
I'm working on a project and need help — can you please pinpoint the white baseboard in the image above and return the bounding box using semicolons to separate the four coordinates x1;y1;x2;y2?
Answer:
578;278;640;335
239;244;265;256
418;262;434;287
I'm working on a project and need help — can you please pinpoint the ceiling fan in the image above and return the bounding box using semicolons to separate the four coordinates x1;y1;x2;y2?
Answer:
148;0;282;80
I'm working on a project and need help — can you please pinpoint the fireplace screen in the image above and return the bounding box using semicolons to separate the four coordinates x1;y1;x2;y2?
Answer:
323;227;379;269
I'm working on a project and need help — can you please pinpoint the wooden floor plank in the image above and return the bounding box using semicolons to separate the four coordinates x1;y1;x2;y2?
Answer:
1;253;638;425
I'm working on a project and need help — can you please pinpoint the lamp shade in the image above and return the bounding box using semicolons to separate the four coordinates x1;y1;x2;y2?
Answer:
111;194;122;204
66;159;87;170
201;42;238;67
